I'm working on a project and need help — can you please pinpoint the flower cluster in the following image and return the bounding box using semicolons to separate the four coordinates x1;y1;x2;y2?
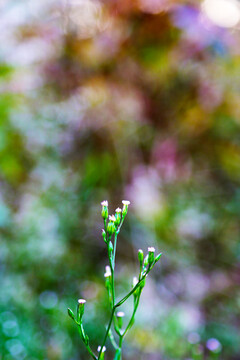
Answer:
68;200;162;360
101;200;130;238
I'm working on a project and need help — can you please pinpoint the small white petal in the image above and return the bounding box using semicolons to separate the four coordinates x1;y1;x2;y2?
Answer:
133;276;138;287
97;346;106;352
122;200;130;205
109;215;116;221
148;247;155;252
101;200;108;206
105;265;111;272
78;299;86;304
104;265;111;277
117;311;125;318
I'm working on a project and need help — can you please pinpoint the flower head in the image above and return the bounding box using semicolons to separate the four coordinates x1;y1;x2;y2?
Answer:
104;265;111;277
138;249;144;268
102;229;107;243
148;247;155;253
78;299;86;304
101;200;108;207
109;215;116;222
107;216;116;235
101;200;108;220
97;346;106;352
122;200;130;217
148;247;156;266
116;311;125;318
77;299;86;322
132;276;138;287
116;312;125;328
114;208;122;226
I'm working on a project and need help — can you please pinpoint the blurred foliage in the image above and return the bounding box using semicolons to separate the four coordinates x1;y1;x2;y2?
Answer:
0;0;240;359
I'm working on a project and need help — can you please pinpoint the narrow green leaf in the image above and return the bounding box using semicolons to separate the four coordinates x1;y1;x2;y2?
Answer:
154;253;162;263
68;308;76;321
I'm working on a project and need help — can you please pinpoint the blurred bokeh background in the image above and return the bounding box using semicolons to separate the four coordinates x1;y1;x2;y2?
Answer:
1;0;240;359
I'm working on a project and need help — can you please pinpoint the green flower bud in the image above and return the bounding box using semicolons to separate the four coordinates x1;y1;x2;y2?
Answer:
104;265;111;289
138;249;144;270
143;254;149;268
101;200;108;220
154;252;162;263
132;276;140;299
102;229;107;243
115;208;122;226
122;200;130;217
108;241;113;253
116;311;125;329
68;308;75;321
107;216;116;235
108;241;114;265
148;247;155;267
77;299;86;323
104;265;111;278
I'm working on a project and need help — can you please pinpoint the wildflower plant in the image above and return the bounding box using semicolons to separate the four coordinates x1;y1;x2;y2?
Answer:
68;200;162;360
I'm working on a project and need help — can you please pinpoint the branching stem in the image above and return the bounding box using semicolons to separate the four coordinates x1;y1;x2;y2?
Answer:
98;275;147;359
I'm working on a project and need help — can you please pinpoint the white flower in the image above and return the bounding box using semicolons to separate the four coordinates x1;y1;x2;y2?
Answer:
116;311;125;318
78;299;86;304
109;215;116;222
132;276;138;287
104;265;111;277
115;207;122;213
122;200;130;205
97;346;106;352
101;200;108;206
148;247;155;253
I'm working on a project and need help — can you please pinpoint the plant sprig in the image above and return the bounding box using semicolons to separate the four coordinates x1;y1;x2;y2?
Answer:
68;200;162;360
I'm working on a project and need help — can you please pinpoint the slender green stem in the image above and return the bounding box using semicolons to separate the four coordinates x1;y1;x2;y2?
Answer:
110;261;121;336
108;328;118;350
106;279;113;307
116;291;141;360
119;336;123;347
118;335;123;358
98;307;116;359
122;292;141;337
85;342;97;359
77;324;97;360
99;214;144;360
99;276;146;359
113;232;118;269
113;317;121;336
109;232;121;336
115;275;146;308
110;263;115;305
